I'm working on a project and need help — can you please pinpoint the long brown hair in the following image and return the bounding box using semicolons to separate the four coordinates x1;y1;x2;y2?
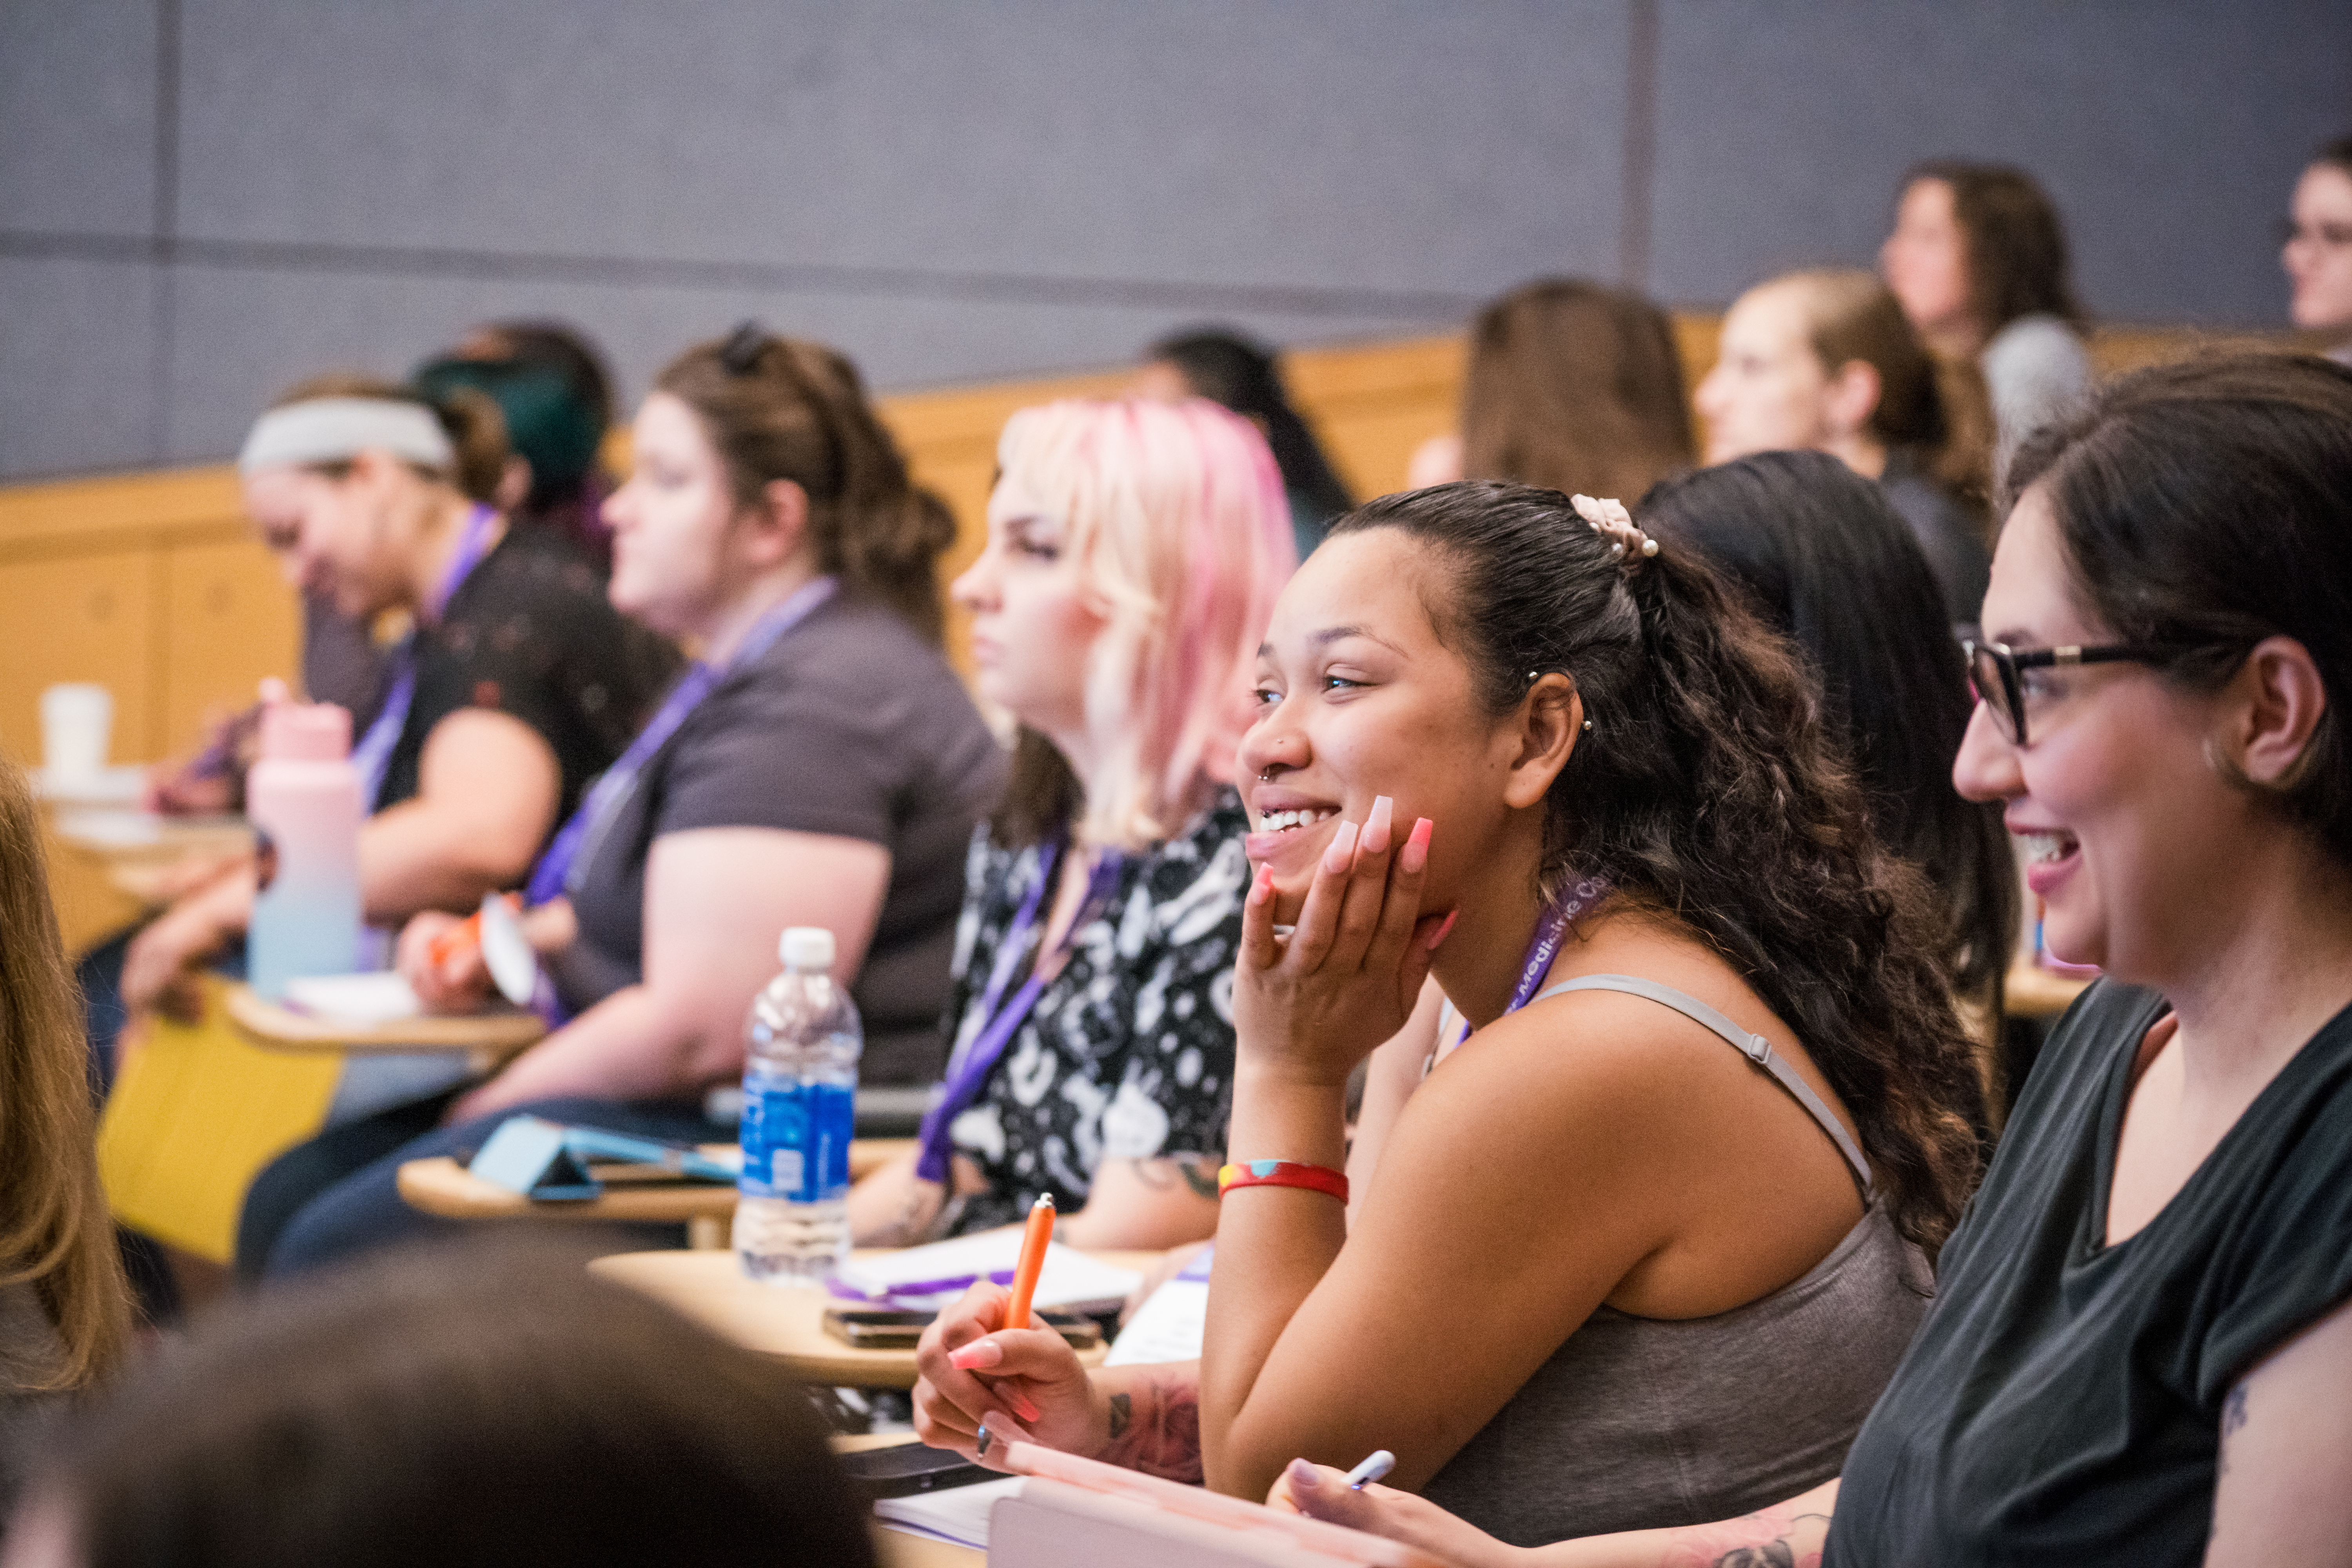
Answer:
1460;278;1695;501
0;752;132;1389
1336;484;1985;1257
1903;161;2087;334
1784;269;1995;524
655;329;957;645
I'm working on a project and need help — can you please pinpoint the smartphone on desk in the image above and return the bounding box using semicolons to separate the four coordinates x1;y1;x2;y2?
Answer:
820;1305;1103;1351
837;1442;996;1498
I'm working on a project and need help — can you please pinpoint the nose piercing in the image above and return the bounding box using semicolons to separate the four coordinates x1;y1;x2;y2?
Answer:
1258;766;1278;782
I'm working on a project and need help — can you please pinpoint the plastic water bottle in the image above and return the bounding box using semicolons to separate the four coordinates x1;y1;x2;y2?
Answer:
246;688;363;999
736;927;862;1284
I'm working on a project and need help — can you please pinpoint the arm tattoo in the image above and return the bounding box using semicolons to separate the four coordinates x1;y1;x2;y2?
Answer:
1177;1156;1221;1201
2213;1381;2249;1541
1657;1508;1833;1568
1098;1370;1203;1483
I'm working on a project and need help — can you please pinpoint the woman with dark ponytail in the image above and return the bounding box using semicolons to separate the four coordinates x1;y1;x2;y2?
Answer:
907;481;1984;1547
239;328;1005;1278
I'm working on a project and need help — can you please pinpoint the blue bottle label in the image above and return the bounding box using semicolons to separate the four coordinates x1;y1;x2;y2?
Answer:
738;1071;854;1202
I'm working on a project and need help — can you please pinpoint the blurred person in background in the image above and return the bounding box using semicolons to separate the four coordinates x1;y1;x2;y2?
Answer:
241;327;1001;1279
146;322;634;822
1881;161;2094;483
1696;268;1993;633
846;398;1293;1251
1407;278;1695;502
0;755;132;1514
1640;452;2019;1114
1133;327;1353;562
2283;136;2352;365
1;1240;874;1568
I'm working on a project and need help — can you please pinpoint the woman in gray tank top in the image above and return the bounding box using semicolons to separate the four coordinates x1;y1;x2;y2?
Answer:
906;482;1986;1548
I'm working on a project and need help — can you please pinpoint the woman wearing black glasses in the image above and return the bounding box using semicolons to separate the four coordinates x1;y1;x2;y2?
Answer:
1279;354;2352;1568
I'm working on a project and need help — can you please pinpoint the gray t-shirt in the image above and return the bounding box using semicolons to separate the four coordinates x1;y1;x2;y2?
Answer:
553;593;1007;1087
1982;314;2094;485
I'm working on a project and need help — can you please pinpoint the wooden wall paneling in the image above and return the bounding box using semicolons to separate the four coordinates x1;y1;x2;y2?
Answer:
160;538;303;758
0;546;161;766
1283;335;1465;502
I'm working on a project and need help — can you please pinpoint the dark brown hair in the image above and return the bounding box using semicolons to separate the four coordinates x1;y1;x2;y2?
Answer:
656;330;957;644
0;751;132;1392
28;1238;875;1568
1460;279;1696;501
272;373;511;504
1638;453;2017;1014
1904;161;2087;334
1334;483;1985;1256
2311;134;2352;180
1785;269;1995;517
2008;354;2352;866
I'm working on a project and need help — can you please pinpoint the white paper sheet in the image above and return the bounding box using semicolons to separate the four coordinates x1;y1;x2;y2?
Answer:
282;971;423;1025
873;1476;1024;1549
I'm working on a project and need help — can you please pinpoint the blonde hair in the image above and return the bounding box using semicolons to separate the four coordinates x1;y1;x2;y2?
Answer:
994;399;1294;851
0;751;132;1390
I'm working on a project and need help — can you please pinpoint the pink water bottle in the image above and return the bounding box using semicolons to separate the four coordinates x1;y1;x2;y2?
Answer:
246;684;364;998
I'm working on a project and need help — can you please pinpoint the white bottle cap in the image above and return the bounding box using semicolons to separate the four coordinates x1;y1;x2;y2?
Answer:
779;927;835;971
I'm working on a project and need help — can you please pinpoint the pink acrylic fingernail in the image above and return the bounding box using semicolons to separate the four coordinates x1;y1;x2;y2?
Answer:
1249;864;1274;905
1322;820;1359;873
949;1339;1004;1371
1361;795;1394;854
1399;817;1432;873
1428;909;1460;950
1005;1387;1042;1423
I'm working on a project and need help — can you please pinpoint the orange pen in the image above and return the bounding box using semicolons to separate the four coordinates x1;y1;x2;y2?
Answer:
1005;1192;1056;1329
428;892;520;968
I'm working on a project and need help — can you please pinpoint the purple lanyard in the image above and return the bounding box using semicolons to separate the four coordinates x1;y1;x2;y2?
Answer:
525;576;838;909
351;504;497;810
1452;874;1612;1051
914;835;1128;1183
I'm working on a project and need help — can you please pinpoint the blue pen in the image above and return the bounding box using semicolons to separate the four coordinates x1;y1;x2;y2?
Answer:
1344;1449;1396;1490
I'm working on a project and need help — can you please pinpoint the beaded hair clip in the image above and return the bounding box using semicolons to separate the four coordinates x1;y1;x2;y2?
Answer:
1570;493;1659;563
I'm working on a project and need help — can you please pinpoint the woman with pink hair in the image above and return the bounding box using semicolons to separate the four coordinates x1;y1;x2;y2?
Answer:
848;399;1294;1250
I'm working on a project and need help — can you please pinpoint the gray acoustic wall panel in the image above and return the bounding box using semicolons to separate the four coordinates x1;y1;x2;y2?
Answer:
1649;0;2352;324
1;1;2343;480
0;0;160;238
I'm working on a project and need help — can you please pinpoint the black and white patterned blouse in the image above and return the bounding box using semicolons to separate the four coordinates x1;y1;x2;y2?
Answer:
942;791;1249;1235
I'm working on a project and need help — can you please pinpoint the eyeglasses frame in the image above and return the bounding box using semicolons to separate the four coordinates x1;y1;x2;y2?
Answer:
1962;639;2204;748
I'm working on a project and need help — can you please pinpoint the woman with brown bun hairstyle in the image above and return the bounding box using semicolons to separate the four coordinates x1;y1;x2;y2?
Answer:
1408;279;1696;501
1882;161;2095;481
1696;268;1995;631
0;753;132;1497
241;326;1004;1279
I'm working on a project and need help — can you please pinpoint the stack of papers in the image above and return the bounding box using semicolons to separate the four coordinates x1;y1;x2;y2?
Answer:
831;1234;1142;1313
873;1477;1024;1548
282;972;423;1026
1103;1244;1211;1366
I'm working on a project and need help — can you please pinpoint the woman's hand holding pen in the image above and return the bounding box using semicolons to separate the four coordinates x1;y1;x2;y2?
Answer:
1269;1460;1523;1567
912;1281;1108;1470
1235;795;1451;1089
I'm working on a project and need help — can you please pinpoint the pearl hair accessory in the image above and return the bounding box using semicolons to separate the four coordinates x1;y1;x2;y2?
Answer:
1570;494;1659;563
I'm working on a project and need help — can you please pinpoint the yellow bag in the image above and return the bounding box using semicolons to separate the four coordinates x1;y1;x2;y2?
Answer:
96;976;342;1264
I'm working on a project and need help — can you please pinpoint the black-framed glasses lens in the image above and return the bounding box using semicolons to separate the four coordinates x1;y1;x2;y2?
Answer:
1965;643;2024;744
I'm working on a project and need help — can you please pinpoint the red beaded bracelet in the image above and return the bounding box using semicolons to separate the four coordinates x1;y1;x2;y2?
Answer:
1217;1159;1349;1202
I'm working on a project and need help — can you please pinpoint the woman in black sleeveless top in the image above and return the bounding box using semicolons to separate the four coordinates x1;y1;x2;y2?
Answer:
1280;357;2352;1568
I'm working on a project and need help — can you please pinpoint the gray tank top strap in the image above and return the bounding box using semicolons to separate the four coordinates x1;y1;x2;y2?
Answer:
1530;974;1872;1192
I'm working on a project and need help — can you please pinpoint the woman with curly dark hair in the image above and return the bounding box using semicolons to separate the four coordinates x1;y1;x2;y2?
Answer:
906;481;1985;1549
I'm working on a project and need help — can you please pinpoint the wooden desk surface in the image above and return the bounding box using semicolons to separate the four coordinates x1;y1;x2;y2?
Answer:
2006;959;2095;1022
592;1247;1158;1390
398;1139;915;1224
225;981;547;1056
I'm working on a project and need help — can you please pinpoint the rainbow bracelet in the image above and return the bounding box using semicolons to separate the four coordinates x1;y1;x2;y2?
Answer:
1218;1159;1348;1202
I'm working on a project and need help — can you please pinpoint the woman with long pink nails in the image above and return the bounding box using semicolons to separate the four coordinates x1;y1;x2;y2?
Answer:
912;480;1985;1547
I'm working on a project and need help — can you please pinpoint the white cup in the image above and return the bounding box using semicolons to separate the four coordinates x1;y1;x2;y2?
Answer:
40;684;113;781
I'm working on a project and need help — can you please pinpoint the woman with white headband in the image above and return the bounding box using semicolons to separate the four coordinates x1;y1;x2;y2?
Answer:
237;330;1005;1278
116;376;663;1030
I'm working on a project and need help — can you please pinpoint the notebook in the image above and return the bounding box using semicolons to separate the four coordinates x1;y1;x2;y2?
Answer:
830;1234;1141;1313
